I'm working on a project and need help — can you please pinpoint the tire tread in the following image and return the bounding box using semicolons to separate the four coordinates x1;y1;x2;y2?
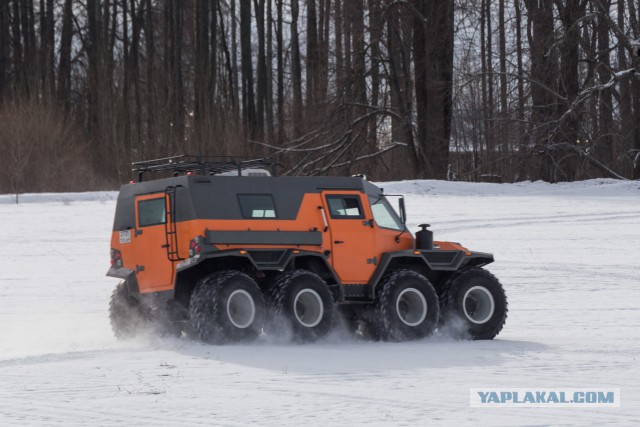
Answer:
441;267;508;340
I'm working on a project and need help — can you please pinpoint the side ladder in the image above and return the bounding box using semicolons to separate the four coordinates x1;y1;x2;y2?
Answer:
164;186;185;262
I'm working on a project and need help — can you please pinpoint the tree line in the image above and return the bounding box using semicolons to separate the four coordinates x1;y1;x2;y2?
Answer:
0;0;638;194
453;0;640;182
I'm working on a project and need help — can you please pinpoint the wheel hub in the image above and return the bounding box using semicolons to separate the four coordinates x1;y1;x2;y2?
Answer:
293;289;324;328
395;288;427;327
463;286;495;324
226;289;256;329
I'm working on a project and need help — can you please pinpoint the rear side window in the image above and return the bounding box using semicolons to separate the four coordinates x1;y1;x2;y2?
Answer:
326;195;364;219
138;198;166;227
238;194;277;218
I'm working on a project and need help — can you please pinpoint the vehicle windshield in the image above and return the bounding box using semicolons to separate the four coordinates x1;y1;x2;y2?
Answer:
369;196;404;231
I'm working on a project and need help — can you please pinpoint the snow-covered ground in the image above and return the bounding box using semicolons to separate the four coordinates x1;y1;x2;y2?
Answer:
1;179;638;425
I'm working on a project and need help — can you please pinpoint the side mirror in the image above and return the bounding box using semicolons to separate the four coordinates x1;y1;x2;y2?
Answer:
399;197;407;224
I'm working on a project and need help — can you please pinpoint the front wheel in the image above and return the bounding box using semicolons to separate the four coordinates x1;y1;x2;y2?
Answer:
189;271;266;344
372;270;439;341
440;267;508;340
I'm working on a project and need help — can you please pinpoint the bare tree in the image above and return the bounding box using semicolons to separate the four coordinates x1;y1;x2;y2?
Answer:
0;0;637;192
413;0;455;179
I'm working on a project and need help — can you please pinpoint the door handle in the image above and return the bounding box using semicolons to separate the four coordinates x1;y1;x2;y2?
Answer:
334;240;344;244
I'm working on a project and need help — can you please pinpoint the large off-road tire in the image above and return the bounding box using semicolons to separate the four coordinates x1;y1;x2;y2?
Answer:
267;270;335;342
372;269;439;342
440;267;507;340
109;281;150;339
189;271;266;344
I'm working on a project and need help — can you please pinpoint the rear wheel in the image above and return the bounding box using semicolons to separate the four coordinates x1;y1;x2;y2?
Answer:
109;281;150;339
372;270;439;341
440;267;507;340
189;270;266;344
268;270;334;342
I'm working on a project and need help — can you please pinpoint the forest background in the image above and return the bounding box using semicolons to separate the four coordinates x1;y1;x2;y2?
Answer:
0;0;639;193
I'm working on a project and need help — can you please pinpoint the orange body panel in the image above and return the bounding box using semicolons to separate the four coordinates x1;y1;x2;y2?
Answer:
111;191;415;293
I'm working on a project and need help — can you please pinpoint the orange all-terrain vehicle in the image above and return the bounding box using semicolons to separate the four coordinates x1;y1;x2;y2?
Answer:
107;155;507;343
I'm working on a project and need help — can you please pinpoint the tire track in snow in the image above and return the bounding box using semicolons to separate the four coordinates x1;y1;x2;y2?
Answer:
0;349;125;367
0;399;212;427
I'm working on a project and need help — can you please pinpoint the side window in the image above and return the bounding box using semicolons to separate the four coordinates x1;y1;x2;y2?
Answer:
326;195;364;219
138;198;166;227
369;196;404;231
238;194;278;218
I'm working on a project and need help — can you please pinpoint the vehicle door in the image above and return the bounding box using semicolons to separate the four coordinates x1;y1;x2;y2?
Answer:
321;191;377;284
133;193;174;292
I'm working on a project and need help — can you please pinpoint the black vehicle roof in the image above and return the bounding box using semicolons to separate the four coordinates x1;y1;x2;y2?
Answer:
112;175;382;231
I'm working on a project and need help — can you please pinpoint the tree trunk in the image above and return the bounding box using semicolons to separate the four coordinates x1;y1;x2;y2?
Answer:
276;0;285;141
617;0;632;170
218;2;237;121
387;1;417;177
480;0;488;175
11;0;23;91
343;0;352;100
413;0;455;179
0;0;8;97
306;0;318;108
57;0;73;108
318;0;330;100
194;0;211;141
86;0;103;165
350;0;368;175
231;0;239;123
122;0;131;163
167;0;185;152
514;0;524;125
144;0;155;154
485;0;495;174
352;1;366;106
557;0;585;181
254;0;266;140
633;77;640;179
596;0;613;167
265;0;274;142
129;0;144;156
498;0;507;173
240;0;255;137
334;0;343;91
630;1;640;178
524;0;557;181
20;0;37;96
290;0;303;137
210;0;218;105
38;0;54;99
368;0;381;154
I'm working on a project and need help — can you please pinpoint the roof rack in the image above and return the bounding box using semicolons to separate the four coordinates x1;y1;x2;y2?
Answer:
132;155;273;181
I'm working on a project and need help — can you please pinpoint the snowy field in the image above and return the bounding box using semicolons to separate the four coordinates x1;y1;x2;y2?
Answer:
1;179;639;426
